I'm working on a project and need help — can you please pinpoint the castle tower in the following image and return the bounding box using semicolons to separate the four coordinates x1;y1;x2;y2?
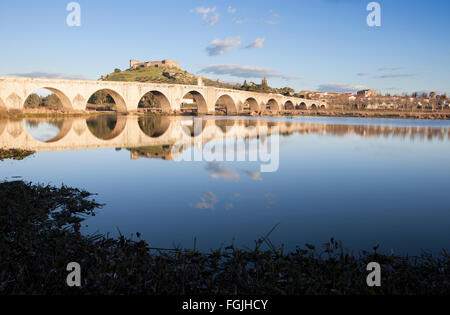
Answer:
262;77;268;87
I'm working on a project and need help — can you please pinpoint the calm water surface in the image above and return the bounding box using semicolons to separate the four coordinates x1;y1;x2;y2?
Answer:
1;115;450;255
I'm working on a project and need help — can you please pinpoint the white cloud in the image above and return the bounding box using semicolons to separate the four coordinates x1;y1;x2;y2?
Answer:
228;6;237;14
373;74;416;79
205;163;240;182
206;13;220;26
378;67;403;71
191;6;220;26
206;37;241;56
246;38;265;49
267;10;280;24
191;6;216;19
8;71;88;80
199;64;293;80
245;170;263;181
193;192;218;209
317;83;368;93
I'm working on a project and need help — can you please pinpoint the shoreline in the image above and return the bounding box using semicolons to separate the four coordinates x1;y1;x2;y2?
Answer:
1;178;449;295
1;109;450;120
247;109;450;121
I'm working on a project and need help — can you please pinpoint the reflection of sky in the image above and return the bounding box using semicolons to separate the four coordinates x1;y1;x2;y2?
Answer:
24;121;60;142
2;117;450;255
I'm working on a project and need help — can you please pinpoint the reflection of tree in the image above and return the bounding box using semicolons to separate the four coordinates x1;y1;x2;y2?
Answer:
215;120;235;133
25;119;64;129
138;116;167;137
86;115;117;140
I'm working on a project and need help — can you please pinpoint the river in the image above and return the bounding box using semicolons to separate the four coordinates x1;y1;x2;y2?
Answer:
1;114;449;255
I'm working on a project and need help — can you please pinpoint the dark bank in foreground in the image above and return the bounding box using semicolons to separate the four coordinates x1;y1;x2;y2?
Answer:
1;179;449;295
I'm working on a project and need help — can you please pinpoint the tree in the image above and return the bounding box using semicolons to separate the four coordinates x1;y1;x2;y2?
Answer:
43;94;62;108
24;94;42;108
88;90;115;105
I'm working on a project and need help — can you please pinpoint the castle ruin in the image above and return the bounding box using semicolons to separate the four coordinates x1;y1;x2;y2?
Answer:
130;59;182;70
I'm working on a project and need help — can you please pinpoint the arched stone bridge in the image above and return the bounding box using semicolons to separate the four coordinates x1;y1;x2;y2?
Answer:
0;76;327;114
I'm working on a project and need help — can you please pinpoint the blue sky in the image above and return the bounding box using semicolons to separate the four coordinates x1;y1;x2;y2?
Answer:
0;0;449;94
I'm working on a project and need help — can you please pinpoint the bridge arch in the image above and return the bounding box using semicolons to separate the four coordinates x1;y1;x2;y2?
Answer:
310;104;317;110
266;99;279;111
138;90;171;113
215;119;237;134
87;89;127;113
320;104;327;109
242;97;259;112
182;117;208;138
23;118;73;143
215;94;237;115
181;90;208;114
138;116;171;138
285;100;294;110
41;87;72;110
22;87;72;111
86;114;127;141
296;102;307;110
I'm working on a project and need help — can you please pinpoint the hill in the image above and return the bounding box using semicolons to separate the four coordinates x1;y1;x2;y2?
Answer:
100;67;295;96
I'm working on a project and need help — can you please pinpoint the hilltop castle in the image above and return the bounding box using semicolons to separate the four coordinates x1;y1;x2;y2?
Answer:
130;59;182;70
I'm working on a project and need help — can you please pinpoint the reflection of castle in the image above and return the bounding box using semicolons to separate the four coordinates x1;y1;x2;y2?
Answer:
129;145;176;161
130;59;182;70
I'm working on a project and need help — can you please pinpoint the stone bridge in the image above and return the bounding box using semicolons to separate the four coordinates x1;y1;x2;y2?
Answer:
0;76;327;114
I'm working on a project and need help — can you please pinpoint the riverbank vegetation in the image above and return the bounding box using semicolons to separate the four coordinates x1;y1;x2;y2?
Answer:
268;109;450;120
0;178;449;295
0;149;35;161
24;93;63;110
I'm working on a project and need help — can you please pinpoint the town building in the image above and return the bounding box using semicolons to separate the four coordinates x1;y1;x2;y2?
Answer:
357;89;377;97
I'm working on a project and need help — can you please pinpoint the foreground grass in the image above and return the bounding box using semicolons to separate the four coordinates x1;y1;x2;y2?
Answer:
1;181;449;295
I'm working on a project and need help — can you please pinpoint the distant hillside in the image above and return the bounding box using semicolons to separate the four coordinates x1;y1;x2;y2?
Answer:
101;67;296;96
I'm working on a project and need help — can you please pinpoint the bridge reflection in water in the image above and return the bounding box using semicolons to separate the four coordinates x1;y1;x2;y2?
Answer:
1;115;449;159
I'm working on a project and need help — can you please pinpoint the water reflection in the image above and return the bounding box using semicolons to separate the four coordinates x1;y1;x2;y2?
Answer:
24;118;74;143
182;118;207;137
1;115;450;153
86;114;127;140
128;145;176;161
138;116;171;138
2;115;450;254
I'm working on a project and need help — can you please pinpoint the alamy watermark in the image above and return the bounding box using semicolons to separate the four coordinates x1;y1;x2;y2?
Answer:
367;262;382;287
66;262;81;287
66;2;81;27
171;119;280;173
367;2;381;27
